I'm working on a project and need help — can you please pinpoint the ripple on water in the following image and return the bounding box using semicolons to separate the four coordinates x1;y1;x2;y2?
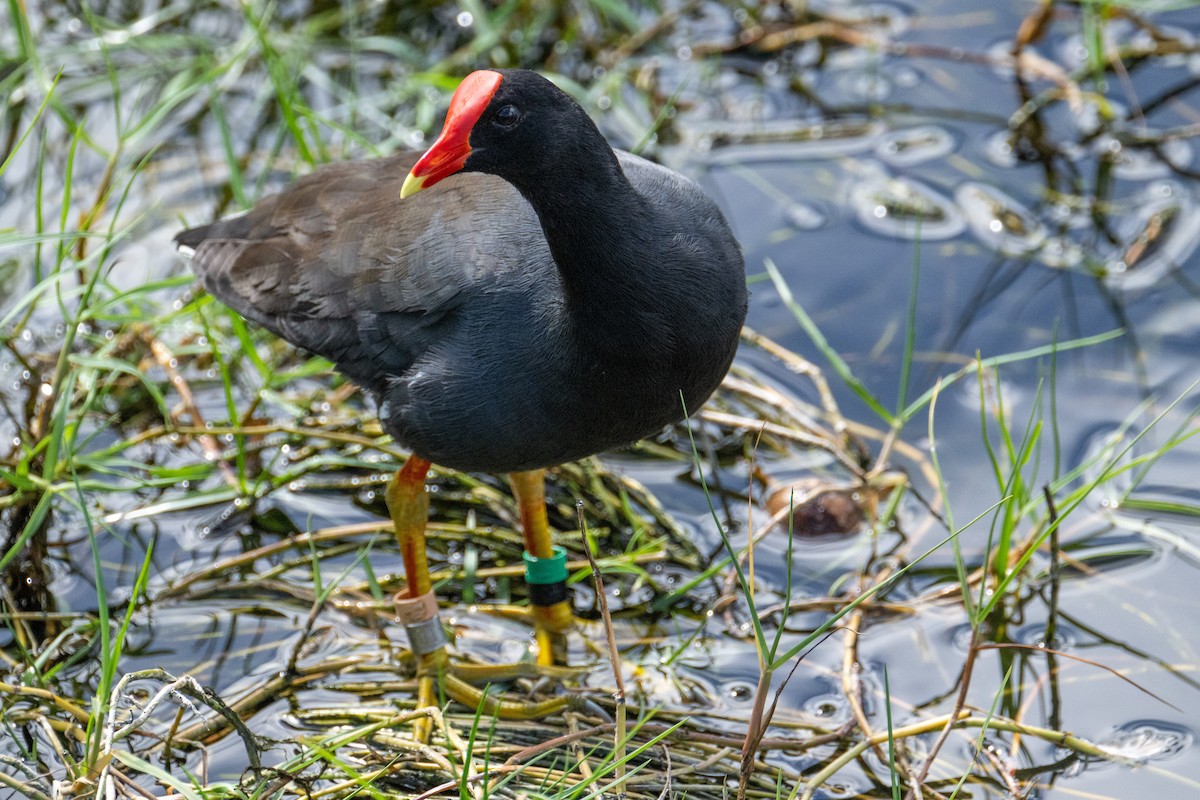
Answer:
828;1;914;37
983;130;1018;168
1130;25;1197;70
1014;622;1077;650
875;125;956;167
785;200;829;230
1057;20;1135;73
956;181;1047;256
1100;135;1194;181
802;692;853;725
1105;181;1200;291
721;680;756;705
1097;721;1194;764
850;171;965;240
815;778;872;799
1077;424;1136;509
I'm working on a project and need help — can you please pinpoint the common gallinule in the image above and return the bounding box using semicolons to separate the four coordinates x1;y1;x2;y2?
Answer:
177;68;746;712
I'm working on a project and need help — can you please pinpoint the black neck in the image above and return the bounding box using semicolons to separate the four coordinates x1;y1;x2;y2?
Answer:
516;148;652;310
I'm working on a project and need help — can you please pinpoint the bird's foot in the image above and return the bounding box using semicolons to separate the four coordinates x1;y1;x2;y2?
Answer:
397;591;577;742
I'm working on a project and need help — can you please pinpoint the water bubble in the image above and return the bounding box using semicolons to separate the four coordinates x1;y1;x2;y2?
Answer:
1016;623;1075;649
676;45;692;60
456;11;473;26
803;693;851;722
596;95;611;111
724;682;754;703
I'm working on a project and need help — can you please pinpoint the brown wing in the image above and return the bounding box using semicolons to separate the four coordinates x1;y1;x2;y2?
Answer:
177;152;539;390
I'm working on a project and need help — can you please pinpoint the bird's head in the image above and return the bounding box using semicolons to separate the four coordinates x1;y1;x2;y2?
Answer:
401;69;591;199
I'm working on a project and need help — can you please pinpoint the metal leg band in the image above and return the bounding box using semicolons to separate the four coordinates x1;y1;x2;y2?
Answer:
404;617;447;655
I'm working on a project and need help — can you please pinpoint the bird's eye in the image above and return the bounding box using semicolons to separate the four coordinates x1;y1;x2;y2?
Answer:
494;104;520;127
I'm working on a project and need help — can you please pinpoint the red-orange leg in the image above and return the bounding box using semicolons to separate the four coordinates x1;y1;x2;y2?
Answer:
386;455;432;598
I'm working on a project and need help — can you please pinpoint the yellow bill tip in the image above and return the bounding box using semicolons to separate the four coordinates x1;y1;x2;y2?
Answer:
400;171;426;199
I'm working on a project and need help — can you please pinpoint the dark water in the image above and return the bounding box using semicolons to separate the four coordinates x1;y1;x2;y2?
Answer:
2;1;1200;797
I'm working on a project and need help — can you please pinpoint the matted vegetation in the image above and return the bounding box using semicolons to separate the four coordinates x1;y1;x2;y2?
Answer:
2;1;1199;798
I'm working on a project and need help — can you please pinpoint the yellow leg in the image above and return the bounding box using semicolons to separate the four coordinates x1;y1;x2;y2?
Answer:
509;470;574;654
414;661;439;743
510;469;552;558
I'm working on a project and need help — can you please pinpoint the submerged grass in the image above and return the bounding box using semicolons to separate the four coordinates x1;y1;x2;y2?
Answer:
2;1;1200;798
